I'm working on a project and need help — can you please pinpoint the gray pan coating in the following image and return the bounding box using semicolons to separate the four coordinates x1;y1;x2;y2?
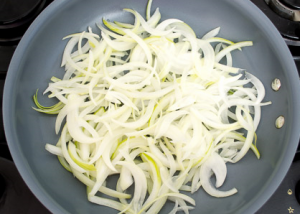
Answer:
3;0;300;213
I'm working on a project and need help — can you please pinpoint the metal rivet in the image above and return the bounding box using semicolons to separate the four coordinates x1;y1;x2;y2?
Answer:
275;116;285;129
272;78;281;91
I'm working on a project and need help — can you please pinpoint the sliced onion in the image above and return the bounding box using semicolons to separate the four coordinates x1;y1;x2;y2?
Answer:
33;0;271;213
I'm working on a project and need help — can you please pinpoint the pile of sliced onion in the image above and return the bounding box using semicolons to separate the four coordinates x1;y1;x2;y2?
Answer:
33;0;271;213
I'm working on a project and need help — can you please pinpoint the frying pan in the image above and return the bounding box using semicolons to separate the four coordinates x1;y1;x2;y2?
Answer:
3;0;300;213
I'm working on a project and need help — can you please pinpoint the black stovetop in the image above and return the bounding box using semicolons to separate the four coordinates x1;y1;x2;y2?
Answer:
0;0;52;213
0;0;300;213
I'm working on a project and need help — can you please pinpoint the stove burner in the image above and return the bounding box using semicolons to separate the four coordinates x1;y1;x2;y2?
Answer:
0;0;41;24
266;0;300;21
258;0;300;45
281;0;300;9
0;157;51;213
0;0;52;75
0;0;45;46
0;46;15;75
